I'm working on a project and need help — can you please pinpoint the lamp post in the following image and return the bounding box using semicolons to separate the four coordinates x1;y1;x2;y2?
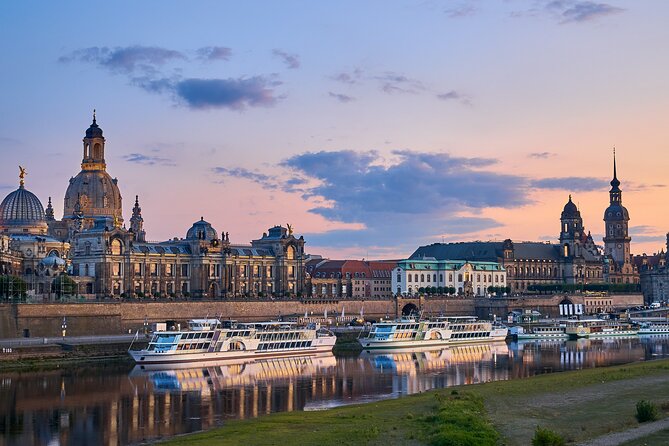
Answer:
143;316;149;335
61;317;67;338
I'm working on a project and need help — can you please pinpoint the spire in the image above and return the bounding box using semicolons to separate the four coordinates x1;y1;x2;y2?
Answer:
610;147;621;191
92;108;96;125
45;196;55;221
130;194;145;242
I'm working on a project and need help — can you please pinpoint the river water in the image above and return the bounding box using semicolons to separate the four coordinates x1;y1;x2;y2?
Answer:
1;336;668;446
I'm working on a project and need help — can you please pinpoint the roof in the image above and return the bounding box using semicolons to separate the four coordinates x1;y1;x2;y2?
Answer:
410;241;560;262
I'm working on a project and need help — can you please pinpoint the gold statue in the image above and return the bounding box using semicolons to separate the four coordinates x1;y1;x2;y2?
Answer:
19;166;27;187
113;214;120;229
287;223;293;236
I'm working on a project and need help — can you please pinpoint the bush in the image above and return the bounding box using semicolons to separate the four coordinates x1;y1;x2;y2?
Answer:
636;400;658;423
532;426;565;446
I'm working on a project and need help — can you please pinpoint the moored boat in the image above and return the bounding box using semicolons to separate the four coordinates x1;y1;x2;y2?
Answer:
636;321;669;336
564;318;638;339
510;324;568;340
128;319;336;364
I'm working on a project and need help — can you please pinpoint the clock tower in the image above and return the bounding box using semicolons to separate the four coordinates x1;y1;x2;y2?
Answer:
603;150;631;268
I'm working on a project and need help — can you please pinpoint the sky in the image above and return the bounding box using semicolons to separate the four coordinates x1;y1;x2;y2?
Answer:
1;1;668;259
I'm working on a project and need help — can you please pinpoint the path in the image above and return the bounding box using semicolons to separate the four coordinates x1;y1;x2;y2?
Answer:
578;417;669;446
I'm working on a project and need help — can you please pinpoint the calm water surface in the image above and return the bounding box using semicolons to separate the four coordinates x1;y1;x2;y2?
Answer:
1;336;669;445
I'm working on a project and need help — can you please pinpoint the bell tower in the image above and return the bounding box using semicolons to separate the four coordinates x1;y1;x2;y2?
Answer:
603;149;631;266
82;109;106;171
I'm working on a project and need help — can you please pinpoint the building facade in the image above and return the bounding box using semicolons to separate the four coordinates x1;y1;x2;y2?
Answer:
305;259;395;299
392;258;506;297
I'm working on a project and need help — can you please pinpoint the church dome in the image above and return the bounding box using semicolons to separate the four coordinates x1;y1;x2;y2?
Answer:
0;184;48;235
85;112;103;138
186;217;218;241
63;171;123;222
561;195;580;219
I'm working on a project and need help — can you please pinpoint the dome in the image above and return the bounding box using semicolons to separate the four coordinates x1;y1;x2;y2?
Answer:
0;185;48;234
63;170;122;222
604;203;629;221
85;114;103;138
186;217;218;241
561;195;580;219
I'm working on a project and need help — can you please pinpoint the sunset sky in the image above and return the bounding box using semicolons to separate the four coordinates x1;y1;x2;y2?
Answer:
1;1;668;259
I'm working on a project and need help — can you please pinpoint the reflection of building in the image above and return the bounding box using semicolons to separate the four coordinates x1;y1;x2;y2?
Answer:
392;259;506;297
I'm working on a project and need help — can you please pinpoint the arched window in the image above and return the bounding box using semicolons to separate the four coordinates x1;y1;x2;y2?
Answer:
93;143;102;159
111;239;122;255
286;245;295;260
414;274;418;282
563;244;569;257
420;274;424;282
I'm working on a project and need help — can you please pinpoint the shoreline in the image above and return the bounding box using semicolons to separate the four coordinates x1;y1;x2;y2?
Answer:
156;358;669;446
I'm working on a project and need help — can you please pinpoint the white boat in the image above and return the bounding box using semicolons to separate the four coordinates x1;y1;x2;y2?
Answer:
358;315;507;350
440;316;508;344
358;316;452;350
637;321;669;336
564;318;638;339
510;324;568;340
129;319;336;364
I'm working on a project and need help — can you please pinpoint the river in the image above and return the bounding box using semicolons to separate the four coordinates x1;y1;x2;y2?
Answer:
1;336;668;445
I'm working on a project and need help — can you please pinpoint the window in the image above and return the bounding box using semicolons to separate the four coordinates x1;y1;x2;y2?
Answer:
286;245;295;260
289;266;295;278
408;275;412;282
134;263;143;276
150;263;158;276
266;266;273;278
181;264;189;277
397;274;401;282
433;274;436;282
414;274;418;282
420;274;424;282
112;262;122;276
111;239;122;255
165;263;173;277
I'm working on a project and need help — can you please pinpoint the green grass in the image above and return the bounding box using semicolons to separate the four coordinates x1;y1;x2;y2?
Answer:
161;359;669;446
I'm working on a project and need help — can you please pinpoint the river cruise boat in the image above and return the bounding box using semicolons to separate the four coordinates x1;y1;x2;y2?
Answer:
636;321;669;336
509;324;568;340
129;319;336;364
564;319;639;339
440;316;508;344
358;316;507;350
358;316;452;349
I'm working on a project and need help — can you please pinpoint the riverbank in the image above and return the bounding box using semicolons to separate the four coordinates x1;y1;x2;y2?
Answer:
159;359;669;446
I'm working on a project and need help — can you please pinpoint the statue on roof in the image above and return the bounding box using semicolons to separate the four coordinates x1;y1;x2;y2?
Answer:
19;166;27;187
287;223;293;236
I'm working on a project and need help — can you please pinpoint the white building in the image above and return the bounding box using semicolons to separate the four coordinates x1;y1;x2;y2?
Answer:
392;258;506;297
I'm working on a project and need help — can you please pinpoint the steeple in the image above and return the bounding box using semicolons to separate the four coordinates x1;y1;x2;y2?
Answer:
130;195;145;242
45;196;55;221
609;148;622;204
82;109;106;171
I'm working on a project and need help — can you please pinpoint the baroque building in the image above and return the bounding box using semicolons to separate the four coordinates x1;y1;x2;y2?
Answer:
1;114;307;299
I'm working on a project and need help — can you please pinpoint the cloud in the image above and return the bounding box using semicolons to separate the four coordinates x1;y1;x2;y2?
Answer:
196;46;232;61
374;72;425;94
59;46;185;74
531;176;608;191
328;92;355;103
122;153;176;166
212;167;278;189
332;69;364;85
272;49;300;69
630;225;658;236
445;5;476;18
174;77;280;110
545;1;624;24
529;152;556;159
436;90;472;105
60;45;283;111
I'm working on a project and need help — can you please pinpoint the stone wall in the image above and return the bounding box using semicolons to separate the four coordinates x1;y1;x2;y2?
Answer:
3;293;643;338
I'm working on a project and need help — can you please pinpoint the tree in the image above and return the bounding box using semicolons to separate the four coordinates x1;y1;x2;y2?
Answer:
52;274;77;298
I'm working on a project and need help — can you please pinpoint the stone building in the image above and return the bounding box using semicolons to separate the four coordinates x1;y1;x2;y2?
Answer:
305;260;395;299
392;258;506;297
638;234;669;304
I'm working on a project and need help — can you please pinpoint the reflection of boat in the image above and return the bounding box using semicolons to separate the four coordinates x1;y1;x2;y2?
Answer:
358;316;507;350
129;319;336;364
510;324;567;340
361;343;509;373
130;352;337;392
564;319;638;339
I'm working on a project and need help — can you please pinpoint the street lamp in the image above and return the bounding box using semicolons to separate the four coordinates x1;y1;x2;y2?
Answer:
143;316;149;335
61;317;67;337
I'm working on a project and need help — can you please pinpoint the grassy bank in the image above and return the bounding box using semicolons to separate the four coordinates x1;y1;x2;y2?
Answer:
161;359;669;446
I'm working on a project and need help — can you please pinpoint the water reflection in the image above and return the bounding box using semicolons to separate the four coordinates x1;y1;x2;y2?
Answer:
2;337;669;446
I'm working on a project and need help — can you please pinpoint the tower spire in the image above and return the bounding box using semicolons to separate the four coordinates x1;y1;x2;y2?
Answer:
610;147;620;191
92;108;96;125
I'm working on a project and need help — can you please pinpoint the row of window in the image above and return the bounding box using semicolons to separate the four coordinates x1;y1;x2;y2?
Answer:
402;273;504;284
258;341;312;350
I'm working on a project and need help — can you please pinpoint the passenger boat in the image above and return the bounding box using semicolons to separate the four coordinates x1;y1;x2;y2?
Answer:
509;324;568;340
441;316;508;344
358;316;452;350
636;321;669;336
358;316;507;350
564;318;639;339
129;319;336;364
